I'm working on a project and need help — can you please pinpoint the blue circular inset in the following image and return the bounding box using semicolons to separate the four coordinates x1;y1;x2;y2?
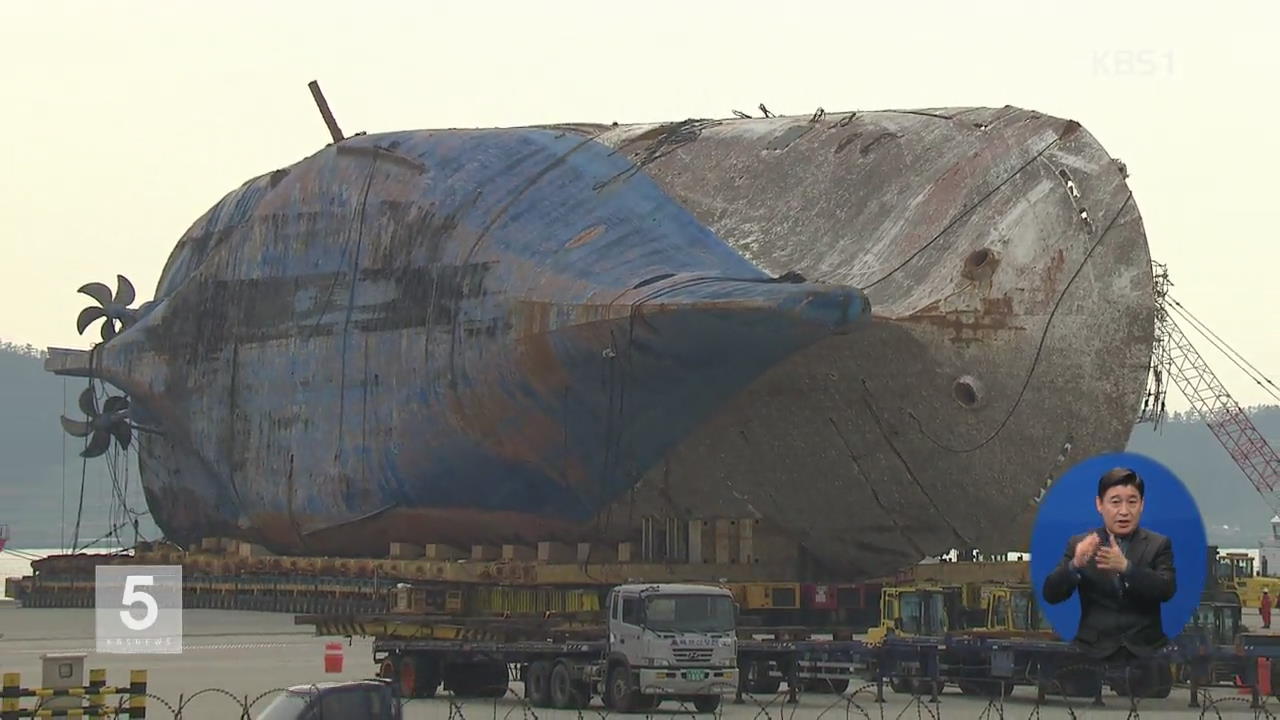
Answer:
1030;451;1207;643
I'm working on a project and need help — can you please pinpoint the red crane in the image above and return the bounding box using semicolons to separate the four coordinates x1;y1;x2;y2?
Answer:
1139;262;1280;512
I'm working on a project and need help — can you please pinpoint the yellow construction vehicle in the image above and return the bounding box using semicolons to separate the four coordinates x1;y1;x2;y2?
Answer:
1218;551;1280;608
865;584;967;644
975;583;1055;637
866;581;1053;643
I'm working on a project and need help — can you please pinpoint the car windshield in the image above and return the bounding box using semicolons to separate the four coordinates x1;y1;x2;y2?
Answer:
643;594;734;633
256;691;310;719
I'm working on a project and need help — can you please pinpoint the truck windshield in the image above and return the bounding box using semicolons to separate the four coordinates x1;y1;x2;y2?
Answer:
643;594;734;633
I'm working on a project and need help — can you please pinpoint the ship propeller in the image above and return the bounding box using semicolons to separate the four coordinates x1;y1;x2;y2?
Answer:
76;274;139;343
60;387;132;458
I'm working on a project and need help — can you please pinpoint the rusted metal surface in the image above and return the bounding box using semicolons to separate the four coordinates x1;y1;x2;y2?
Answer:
47;104;1153;583
587;107;1153;580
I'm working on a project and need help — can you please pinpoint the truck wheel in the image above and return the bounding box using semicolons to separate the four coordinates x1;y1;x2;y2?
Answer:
525;660;553;707
550;662;588;709
693;694;721;713
605;665;638;713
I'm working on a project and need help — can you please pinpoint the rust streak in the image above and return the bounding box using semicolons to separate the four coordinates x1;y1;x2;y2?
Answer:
906;295;1025;345
826;417;927;556
565;224;606;249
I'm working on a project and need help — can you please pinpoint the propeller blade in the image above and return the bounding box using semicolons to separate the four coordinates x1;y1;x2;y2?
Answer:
81;430;111;458
78;282;114;307
78;387;98;417
101;318;117;343
103;396;129;414
114;275;135;308
76;306;106;335
111;422;132;450
60;416;93;438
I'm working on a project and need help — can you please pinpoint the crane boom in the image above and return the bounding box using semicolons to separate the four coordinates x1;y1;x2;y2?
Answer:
1148;263;1280;511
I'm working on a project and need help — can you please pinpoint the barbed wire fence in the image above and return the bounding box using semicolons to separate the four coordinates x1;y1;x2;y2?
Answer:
26;660;1280;720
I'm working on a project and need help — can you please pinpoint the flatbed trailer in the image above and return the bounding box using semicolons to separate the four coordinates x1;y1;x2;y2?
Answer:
302;611;1280;711
322;620;1280;707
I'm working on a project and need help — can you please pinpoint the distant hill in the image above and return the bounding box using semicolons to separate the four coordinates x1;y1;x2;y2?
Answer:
1128;404;1280;547
1;339;1277;552
0;340;158;550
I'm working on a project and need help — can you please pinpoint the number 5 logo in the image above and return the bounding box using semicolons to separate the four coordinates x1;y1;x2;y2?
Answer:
120;575;159;631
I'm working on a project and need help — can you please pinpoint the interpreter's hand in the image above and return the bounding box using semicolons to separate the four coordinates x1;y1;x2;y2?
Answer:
1072;533;1101;569
1095;533;1131;574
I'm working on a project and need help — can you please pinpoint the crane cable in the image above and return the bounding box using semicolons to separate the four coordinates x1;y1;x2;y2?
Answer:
1165;295;1280;405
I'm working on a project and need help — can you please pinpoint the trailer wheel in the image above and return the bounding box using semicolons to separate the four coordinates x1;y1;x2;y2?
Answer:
743;660;780;695
550;661;588;709
478;662;510;698
525;660;553;707
957;678;1013;697
1109;662;1173;699
1056;667;1102;698
819;678;850;694
692;694;721;712
399;655;419;698
379;657;398;684
398;654;440;699
447;662;508;698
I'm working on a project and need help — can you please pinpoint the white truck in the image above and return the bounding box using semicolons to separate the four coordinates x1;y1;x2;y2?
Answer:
299;582;739;713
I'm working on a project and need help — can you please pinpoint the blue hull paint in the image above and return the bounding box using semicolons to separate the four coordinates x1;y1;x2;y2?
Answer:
91;126;868;555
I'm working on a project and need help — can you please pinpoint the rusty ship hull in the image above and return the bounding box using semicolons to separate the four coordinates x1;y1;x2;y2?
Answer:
48;105;1154;582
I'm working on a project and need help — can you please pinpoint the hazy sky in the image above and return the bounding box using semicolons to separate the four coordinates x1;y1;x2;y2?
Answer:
1;1;1276;413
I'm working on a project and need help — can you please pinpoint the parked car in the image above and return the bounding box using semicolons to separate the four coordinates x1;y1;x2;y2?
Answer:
256;679;402;719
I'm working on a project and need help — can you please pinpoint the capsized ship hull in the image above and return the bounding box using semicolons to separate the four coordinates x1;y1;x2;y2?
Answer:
48;105;1153;582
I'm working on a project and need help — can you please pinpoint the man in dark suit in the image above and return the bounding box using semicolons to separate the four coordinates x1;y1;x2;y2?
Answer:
1042;467;1177;661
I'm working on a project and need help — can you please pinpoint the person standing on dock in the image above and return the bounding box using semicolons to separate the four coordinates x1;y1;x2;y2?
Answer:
1041;467;1177;662
1262;589;1272;629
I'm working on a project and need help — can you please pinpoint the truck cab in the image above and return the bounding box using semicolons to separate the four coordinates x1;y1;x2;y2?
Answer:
601;583;738;712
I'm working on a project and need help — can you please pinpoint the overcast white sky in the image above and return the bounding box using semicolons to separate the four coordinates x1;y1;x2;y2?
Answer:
1;0;1276;412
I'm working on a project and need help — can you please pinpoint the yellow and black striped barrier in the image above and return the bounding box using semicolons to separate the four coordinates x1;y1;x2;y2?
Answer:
1;670;146;719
